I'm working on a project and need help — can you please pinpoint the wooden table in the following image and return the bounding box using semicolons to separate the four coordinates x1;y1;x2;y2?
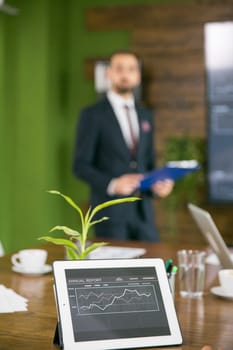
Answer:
0;241;233;350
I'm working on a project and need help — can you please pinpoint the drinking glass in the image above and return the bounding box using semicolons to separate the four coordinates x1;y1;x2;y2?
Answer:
177;250;206;298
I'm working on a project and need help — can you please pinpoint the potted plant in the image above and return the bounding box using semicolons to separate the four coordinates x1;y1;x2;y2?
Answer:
38;190;140;260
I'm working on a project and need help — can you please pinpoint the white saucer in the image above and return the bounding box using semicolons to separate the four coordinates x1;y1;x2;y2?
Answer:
210;286;233;300
12;264;52;276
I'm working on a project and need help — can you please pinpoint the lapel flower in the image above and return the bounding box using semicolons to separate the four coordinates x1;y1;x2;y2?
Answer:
141;120;151;132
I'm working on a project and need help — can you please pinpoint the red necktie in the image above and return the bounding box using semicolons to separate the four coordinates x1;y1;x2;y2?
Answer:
124;105;137;155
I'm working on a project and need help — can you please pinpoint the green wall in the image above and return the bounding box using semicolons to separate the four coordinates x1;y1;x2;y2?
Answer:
0;0;190;253
0;0;64;253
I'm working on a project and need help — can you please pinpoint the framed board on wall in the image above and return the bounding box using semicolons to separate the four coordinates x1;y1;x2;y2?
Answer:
205;21;233;203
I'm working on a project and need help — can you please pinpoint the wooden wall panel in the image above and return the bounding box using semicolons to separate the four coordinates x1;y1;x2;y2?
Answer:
132;27;203;53
133;24;206;163
86;1;233;245
149;81;204;103
87;3;233;30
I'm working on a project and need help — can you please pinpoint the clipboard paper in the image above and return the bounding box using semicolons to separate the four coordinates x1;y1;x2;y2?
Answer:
139;160;200;191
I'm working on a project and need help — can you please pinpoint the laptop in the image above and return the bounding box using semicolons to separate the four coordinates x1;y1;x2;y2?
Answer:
188;203;233;269
53;258;182;350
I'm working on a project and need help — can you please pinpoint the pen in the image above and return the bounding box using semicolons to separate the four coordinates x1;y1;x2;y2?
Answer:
165;259;173;273
171;265;178;274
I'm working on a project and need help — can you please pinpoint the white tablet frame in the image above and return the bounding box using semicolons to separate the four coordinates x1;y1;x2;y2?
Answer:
53;258;182;350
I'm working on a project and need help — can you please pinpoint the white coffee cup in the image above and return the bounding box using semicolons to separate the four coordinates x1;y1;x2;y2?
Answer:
11;249;47;272
218;269;233;295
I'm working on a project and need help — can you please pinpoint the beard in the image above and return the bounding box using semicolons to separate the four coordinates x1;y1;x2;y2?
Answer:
115;86;133;94
112;79;135;95
116;86;132;95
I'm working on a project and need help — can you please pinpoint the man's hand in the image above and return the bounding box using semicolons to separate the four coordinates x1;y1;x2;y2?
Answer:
113;174;143;196
151;179;174;198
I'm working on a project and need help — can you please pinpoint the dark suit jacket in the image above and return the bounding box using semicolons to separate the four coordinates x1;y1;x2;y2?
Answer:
73;97;157;237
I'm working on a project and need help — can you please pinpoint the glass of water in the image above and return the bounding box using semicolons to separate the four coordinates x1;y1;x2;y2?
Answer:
177;250;206;298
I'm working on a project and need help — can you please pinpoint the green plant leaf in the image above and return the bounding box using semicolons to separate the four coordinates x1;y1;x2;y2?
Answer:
89;216;109;227
65;247;80;260
38;236;78;251
47;190;61;195
84;206;92;225
89;197;140;221
47;190;84;229
79;242;108;259
49;225;80;237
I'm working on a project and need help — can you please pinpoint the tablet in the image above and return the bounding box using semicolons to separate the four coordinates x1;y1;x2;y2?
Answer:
188;203;233;269
53;258;182;350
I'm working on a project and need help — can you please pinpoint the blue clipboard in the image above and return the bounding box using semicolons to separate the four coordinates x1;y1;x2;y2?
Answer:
139;160;201;191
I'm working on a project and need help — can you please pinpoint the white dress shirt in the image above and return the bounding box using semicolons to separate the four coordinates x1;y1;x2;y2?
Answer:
106;91;140;195
107;90;139;149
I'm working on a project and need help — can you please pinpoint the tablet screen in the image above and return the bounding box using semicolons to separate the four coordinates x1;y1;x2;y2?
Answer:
65;266;170;342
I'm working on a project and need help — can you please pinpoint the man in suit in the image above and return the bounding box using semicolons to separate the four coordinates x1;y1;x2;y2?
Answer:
73;51;173;241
